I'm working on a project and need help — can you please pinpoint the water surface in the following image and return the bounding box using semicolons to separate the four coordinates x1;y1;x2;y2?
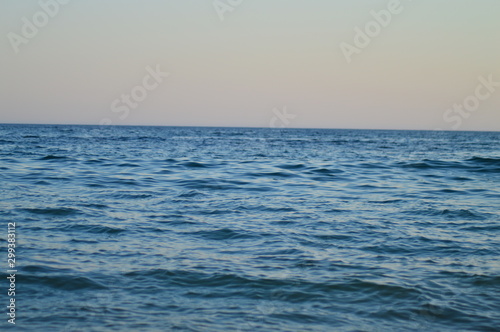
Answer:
1;125;499;331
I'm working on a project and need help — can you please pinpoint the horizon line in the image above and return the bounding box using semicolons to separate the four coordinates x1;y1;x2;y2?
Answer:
0;122;499;133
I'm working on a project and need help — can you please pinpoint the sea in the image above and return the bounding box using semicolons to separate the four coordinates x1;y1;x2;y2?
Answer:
1;124;499;331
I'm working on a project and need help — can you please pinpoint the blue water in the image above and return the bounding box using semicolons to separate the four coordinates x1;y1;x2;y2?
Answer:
1;124;499;331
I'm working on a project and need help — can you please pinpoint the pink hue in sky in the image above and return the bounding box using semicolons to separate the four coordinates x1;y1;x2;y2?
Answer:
1;0;499;130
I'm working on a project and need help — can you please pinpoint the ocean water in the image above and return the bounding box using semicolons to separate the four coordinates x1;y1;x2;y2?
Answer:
1;124;499;331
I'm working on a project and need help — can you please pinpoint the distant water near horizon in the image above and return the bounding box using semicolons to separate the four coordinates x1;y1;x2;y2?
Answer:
1;124;499;331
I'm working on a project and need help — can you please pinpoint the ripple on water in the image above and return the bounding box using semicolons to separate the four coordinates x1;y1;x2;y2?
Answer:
21;207;81;216
59;224;126;234
21;274;108;291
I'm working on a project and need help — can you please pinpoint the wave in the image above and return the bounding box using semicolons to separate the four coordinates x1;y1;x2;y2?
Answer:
83;158;108;164
21;274;107;291
246;171;299;178
181;161;212;168
277;163;307;170
189;228;257;240
109;178;141;186
39;155;70;160
110;192;153;199
307;167;344;175
176;190;205;198
117;162;140;168
21;265;73;273
398;157;500;173
466;156;500;165
460;224;500;232
403;208;486;220
174;179;236;190
21;207;81;216
121;269;419;301
123;269;253;288
60;224;126;234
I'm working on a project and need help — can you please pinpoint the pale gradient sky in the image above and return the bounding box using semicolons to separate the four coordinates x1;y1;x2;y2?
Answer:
1;0;499;130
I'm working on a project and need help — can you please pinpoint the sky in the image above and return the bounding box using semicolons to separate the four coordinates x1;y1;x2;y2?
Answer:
1;0;499;131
